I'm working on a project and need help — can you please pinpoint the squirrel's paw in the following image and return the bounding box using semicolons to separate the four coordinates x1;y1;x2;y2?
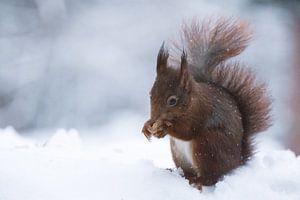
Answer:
142;120;172;140
152;128;168;138
142;120;153;141
152;120;172;138
188;178;203;192
193;181;203;192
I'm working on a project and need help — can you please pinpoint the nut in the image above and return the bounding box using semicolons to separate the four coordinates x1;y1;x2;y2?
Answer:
147;121;162;134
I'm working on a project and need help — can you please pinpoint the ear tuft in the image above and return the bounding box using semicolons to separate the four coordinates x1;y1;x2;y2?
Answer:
180;48;187;72
180;49;190;88
157;42;169;73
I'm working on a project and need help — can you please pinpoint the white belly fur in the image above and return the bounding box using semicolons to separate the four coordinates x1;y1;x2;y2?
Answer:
171;137;194;167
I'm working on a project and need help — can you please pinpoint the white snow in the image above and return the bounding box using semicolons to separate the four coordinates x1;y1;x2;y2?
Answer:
0;116;299;200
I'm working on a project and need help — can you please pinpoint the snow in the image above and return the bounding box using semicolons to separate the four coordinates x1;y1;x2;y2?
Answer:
0;116;299;200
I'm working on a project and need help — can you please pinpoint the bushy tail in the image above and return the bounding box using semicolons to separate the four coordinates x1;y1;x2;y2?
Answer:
174;18;272;162
212;63;272;162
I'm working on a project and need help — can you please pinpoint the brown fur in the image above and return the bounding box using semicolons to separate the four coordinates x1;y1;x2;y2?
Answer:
142;18;272;189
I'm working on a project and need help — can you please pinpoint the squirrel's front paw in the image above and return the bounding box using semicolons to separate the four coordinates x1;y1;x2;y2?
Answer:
152;128;167;138
142;120;153;141
142;120;173;140
151;120;172;139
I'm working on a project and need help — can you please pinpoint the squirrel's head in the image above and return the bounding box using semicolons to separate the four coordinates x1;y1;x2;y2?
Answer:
148;43;193;125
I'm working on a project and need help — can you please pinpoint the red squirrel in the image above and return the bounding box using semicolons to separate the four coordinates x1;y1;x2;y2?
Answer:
142;18;272;190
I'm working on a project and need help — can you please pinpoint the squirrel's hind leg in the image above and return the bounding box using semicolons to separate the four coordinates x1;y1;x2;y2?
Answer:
191;130;242;186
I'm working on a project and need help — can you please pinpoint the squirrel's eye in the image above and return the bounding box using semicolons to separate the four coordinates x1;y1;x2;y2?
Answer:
167;95;178;107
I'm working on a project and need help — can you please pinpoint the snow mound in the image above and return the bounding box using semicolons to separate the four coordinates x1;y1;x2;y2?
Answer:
0;127;35;149
0;128;299;200
45;129;82;149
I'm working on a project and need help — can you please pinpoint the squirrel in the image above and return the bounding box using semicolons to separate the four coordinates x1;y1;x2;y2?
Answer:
142;18;272;190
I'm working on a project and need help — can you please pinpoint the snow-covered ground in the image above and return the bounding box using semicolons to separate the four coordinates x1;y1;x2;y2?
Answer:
0;115;299;200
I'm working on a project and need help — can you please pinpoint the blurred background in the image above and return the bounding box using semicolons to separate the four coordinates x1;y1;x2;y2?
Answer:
0;0;299;153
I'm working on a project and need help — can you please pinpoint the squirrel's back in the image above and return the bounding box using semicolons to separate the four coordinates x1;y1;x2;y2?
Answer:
173;18;272;162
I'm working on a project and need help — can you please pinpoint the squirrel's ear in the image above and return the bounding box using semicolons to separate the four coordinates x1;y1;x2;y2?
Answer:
180;49;190;88
156;42;169;74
